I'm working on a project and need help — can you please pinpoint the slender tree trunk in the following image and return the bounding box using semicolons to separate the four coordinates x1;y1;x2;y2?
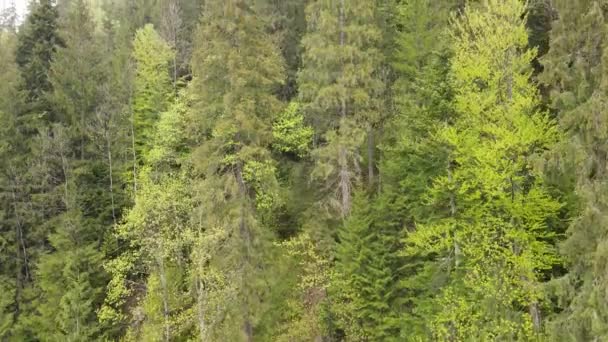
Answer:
196;276;206;341
10;185;29;281
158;256;171;342
338;0;351;217
367;124;375;188
75;267;81;336
106;133;116;224
60;151;70;210
131;111;138;194
235;163;254;342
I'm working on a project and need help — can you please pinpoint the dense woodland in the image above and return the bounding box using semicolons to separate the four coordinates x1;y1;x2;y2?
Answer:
1;0;608;340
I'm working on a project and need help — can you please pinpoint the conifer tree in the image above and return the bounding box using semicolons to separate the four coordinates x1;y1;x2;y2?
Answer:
49;0;106;158
540;1;608;340
2;1;64;337
132;23;174;161
298;0;385;218
189;0;285;339
404;0;561;339
0;31;21;332
332;192;399;340
33;208;105;341
25;2;126;339
16;0;63;120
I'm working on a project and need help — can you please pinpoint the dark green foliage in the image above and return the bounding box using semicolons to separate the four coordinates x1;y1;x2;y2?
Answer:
332;192;401;340
541;1;608;340
16;0;63;118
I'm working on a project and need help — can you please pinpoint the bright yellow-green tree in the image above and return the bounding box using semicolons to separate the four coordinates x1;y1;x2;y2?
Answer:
404;0;562;339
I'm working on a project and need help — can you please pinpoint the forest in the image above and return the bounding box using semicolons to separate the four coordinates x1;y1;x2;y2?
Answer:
0;0;607;340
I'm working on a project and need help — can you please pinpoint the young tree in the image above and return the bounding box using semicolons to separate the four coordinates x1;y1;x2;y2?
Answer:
332;193;400;340
132;24;174;162
49;0;106;159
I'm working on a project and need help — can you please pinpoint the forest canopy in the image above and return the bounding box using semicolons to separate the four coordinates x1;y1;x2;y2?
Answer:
0;0;605;341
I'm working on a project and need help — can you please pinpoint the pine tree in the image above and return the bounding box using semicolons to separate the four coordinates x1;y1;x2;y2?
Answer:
188;0;285;339
540;1;608;340
404;0;561;339
2;2;65;336
298;0;385;218
33;209;105;341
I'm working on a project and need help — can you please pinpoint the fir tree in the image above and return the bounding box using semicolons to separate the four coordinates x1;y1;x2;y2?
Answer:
48;0;106;158
332;192;400;340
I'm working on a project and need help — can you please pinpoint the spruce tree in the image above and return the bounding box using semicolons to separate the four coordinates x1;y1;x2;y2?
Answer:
332;192;399;340
540;1;608;340
404;0;561;339
48;0;106;159
0;32;21;332
16;0;63;120
375;0;456;338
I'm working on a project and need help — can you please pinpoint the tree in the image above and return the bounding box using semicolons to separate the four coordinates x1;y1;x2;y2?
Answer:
16;0;63;120
332;192;400;340
404;0;561;339
298;0;385;218
540;1;608;340
100;94;192;340
188;0;285;339
49;0;106;159
33;209;105;341
132;23;174;162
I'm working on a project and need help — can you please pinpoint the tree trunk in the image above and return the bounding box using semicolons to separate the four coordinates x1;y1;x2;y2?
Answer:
367;124;375;188
106;133;116;224
158;256;171;342
338;0;351;217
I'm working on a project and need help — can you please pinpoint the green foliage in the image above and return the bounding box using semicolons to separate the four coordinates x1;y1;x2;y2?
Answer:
403;0;562;339
332;192;401;341
188;0;286;339
132;23;174;159
272;233;331;342
272;102;313;157
540;1;608;340
49;0;105;155
33;210;105;341
299;0;385;217
3;0;605;340
16;0;63;116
